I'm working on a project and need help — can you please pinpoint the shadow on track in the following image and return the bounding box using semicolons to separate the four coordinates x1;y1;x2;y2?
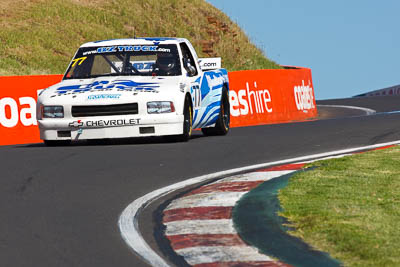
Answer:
16;132;205;148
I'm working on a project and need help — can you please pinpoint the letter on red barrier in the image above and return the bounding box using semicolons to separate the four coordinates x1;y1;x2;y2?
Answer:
228;68;317;127
0;97;19;128
0;75;63;146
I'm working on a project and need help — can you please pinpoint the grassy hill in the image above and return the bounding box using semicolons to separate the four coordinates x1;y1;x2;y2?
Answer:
0;0;280;76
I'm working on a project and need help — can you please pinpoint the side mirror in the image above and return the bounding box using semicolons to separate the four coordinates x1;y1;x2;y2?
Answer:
187;65;196;77
184;58;196;77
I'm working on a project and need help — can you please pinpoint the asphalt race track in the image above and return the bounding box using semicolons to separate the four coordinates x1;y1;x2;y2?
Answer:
1;95;400;267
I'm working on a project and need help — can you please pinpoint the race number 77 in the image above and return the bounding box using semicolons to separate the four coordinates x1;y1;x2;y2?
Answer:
71;57;87;67
192;85;201;108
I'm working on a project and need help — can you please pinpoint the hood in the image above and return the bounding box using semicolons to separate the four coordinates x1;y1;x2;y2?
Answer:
38;76;183;105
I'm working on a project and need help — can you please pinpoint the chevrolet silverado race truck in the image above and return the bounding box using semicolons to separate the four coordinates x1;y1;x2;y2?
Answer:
37;37;230;145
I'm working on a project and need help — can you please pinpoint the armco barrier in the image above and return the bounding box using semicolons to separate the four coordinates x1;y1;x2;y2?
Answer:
0;68;316;146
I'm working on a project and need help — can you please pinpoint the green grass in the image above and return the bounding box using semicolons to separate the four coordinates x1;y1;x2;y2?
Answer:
0;0;280;75
279;146;400;267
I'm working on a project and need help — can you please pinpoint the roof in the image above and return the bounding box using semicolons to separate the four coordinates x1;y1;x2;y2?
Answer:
80;37;188;48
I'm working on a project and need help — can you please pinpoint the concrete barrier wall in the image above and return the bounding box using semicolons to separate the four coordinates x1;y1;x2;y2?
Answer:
0;67;317;146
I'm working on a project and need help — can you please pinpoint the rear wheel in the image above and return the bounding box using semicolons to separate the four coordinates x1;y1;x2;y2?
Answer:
201;87;230;136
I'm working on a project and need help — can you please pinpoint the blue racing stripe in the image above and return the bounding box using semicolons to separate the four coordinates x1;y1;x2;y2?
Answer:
212;84;223;90
193;109;198;125
197;101;221;125
204;109;220;126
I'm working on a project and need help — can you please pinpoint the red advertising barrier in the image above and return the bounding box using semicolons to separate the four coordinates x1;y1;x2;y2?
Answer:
228;67;317;127
0;75;63;146
0;68;317;146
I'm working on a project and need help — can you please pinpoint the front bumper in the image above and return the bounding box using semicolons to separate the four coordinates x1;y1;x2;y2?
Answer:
38;114;184;140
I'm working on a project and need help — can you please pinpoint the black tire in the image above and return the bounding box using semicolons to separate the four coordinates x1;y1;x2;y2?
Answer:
166;96;193;142
179;97;193;141
201;87;230;136
44;140;71;146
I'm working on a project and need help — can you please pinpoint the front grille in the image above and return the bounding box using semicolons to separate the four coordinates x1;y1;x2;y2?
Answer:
71;103;138;117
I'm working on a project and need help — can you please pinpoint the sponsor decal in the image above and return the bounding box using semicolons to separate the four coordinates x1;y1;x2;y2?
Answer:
97;46;118;53
230;82;272;116
112;61;154;74
95;46;170;54
294;80;315;111
68;118;141;128
0;97;37;128
203;62;216;67
199;58;222;70
68;120;83;128
87;94;121;100
132;61;154;71
82;50;98;56
56;80;159;95
156;48;171;53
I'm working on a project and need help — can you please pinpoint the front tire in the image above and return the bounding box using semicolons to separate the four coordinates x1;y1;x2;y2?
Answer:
165;96;193;143
179;97;193;142
201;87;230;136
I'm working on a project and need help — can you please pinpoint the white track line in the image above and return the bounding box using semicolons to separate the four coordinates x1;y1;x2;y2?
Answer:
118;140;400;267
317;104;376;115
214;170;295;183
176;246;273;265
165;219;236;236
164;192;246;211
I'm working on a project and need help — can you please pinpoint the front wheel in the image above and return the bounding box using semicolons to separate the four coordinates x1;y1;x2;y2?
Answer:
180;97;193;141
201;87;230;136
166;97;193;142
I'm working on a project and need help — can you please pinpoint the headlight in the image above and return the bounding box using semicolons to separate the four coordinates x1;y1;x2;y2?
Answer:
147;101;175;114
42;106;64;118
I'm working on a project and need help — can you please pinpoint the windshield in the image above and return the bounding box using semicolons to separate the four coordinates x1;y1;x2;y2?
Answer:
64;44;181;79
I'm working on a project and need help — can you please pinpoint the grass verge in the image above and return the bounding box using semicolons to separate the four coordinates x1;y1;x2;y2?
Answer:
0;0;280;75
279;146;400;267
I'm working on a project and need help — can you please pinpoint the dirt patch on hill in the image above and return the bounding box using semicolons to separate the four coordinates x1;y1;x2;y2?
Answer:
0;0;109;26
0;0;37;13
0;0;107;14
69;0;108;6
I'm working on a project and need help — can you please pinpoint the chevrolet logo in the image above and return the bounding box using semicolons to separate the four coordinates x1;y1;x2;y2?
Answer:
69;120;83;128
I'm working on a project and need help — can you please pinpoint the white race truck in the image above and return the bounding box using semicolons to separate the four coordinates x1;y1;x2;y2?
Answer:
37;37;230;145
